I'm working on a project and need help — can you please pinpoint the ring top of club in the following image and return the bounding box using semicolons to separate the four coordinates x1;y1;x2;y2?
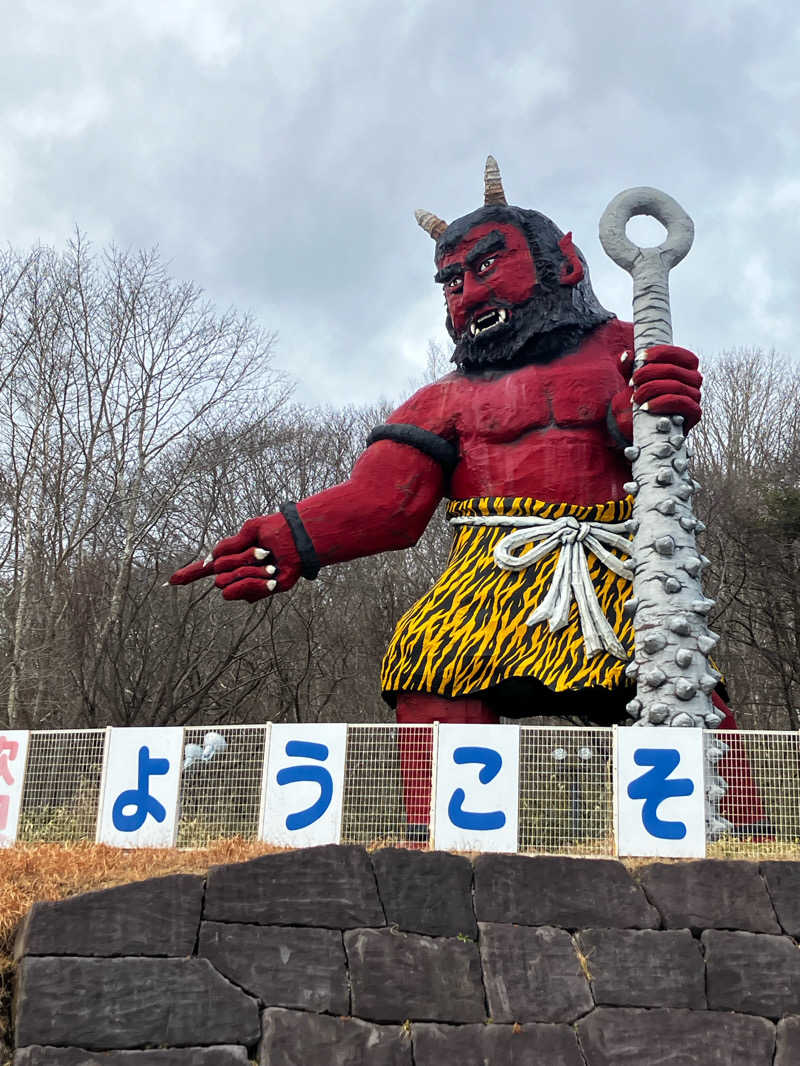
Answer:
599;186;694;272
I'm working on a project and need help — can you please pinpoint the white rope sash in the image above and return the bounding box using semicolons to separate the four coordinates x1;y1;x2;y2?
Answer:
448;513;633;660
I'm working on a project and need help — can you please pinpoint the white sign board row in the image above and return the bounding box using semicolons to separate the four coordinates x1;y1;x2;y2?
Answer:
1;724;708;857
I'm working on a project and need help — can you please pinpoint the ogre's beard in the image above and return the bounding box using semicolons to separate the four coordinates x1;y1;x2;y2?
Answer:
450;285;614;371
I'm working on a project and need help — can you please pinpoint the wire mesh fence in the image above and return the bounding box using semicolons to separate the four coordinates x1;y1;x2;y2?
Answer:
7;724;800;858
341;725;433;848
17;729;106;843
519;727;614;856
706;729;800;859
177;725;267;847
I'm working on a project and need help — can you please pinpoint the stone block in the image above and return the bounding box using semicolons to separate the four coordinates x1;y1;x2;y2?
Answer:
577;928;705;1008
703;929;800;1018
479;923;593;1023
761;862;800;936
14;875;204;959
577;1007;775;1066
14;957;260;1050
776;1016;800;1066
14;1049;249;1065
412;1022;584;1065
204;844;384;928
198;921;348;1013
258;1007;411;1065
370;848;476;938
345;927;484;1023
473;854;657;928
637;860;780;932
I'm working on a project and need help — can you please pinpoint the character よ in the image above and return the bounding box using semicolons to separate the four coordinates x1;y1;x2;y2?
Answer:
172;158;765;837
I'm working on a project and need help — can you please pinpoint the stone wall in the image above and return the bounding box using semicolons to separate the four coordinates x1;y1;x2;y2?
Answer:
11;846;800;1064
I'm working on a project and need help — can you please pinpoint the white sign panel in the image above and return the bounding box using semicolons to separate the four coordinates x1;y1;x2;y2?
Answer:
0;730;30;847
97;728;183;848
260;723;347;847
616;726;706;858
433;724;519;852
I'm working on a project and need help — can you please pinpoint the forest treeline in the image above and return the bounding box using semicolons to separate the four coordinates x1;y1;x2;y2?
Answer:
1;240;798;733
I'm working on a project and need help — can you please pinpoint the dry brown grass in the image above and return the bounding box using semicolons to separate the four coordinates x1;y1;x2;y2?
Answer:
0;838;285;1063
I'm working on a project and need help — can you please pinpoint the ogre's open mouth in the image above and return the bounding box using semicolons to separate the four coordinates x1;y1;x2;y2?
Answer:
468;307;509;337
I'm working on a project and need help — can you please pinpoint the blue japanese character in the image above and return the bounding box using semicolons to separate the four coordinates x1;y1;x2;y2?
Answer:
276;740;333;831
447;745;506;831
112;745;169;832
627;747;694;840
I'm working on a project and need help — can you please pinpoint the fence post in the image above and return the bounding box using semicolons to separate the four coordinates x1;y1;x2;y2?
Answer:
428;721;439;850
618;720;622;861
257;722;273;842
94;726;113;844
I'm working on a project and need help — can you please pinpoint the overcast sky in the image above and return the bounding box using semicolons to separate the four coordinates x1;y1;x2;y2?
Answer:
2;0;798;408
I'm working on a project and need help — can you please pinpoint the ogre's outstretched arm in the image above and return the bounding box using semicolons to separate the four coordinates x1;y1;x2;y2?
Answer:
170;390;453;602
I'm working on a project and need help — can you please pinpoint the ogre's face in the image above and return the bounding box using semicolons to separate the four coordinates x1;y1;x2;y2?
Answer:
436;221;537;343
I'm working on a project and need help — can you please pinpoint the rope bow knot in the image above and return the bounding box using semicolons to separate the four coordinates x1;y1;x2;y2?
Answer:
449;512;633;660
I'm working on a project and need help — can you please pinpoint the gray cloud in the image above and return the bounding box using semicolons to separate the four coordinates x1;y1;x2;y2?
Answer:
1;0;797;405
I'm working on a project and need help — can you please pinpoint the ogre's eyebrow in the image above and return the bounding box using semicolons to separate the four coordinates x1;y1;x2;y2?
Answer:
434;230;508;285
434;263;463;284
465;230;506;269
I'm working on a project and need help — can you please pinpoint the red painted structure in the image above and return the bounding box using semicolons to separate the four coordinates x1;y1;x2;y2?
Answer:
171;160;767;836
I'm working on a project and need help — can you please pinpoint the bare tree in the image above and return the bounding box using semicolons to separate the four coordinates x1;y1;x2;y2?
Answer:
693;348;800;728
0;236;288;729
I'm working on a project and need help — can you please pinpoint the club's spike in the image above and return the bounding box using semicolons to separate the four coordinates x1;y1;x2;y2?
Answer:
697;633;719;654
675;678;697;701
643;633;667;654
648;703;671;723
642;666;667;688
671;711;696;727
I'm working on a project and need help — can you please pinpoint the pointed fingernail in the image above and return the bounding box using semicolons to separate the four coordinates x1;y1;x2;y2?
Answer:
162;581;171;588
620;351;629;362
254;547;268;560
267;579;277;591
642;402;650;411
203;553;213;566
266;565;276;575
628;378;634;386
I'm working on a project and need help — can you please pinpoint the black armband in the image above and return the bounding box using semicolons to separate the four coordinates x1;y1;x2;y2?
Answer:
606;404;633;450
279;502;321;580
366;423;459;475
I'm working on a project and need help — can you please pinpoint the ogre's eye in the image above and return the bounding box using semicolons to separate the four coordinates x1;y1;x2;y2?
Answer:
447;275;463;291
478;256;496;274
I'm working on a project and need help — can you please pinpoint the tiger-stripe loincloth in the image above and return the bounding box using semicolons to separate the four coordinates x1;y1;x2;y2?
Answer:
381;495;635;701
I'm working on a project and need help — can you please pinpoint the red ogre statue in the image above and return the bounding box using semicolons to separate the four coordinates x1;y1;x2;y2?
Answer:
172;158;767;838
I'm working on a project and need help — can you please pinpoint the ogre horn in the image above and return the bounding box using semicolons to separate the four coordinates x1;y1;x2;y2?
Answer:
484;155;507;205
414;209;448;241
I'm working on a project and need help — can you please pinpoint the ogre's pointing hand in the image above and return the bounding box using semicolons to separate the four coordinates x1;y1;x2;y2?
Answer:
611;345;702;443
169;557;216;585
169;514;303;603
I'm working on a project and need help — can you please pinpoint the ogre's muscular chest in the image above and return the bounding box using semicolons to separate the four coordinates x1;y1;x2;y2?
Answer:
440;321;632;503
453;344;623;444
